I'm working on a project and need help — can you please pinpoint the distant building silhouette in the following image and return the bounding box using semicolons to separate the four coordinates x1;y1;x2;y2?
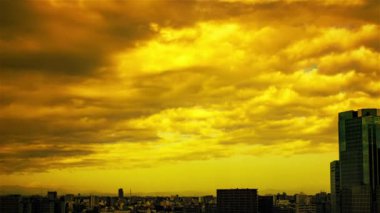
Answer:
258;195;274;213
118;188;124;199
46;191;58;213
217;189;258;213
0;195;22;213
295;193;315;213
314;192;331;213
331;108;380;213
89;195;97;209
47;191;57;201
330;160;340;213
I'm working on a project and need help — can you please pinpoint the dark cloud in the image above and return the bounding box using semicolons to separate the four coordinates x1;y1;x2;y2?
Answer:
0;117;160;146
0;1;152;75
0;0;208;76
0;51;103;75
0;158;102;174
0;141;100;173
0;1;39;37
0;148;93;159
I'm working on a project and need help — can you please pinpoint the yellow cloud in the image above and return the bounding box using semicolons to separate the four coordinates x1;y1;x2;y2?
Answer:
318;46;380;73
113;21;286;76
129;107;225;141
115;22;246;75
1;0;379;195
285;25;377;58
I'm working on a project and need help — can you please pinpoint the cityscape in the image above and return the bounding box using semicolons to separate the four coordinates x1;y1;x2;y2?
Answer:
1;108;379;212
1;0;379;213
0;189;330;213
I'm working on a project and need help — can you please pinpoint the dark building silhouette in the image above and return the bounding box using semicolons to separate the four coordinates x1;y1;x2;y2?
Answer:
0;195;22;213
274;207;295;213
259;195;274;213
332;108;380;213
47;191;57;201
330;160;340;213
295;193;315;213
118;188;124;199
217;189;258;213
314;192;331;213
46;191;58;213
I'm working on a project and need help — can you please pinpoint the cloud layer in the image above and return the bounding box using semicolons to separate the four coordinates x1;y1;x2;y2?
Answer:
0;0;379;174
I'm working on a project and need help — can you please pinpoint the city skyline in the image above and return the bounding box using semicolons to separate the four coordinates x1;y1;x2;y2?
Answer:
1;0;379;195
0;188;331;213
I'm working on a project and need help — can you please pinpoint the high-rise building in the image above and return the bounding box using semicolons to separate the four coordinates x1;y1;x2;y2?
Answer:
46;191;58;213
217;189;258;213
333;108;380;213
118;188;124;199
330;160;340;213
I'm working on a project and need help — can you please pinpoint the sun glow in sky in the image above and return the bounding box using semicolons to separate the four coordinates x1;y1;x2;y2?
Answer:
0;0;379;195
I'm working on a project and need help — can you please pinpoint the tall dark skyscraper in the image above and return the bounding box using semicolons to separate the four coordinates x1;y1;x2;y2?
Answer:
330;160;340;213
332;108;380;213
118;188;124;199
217;189;258;213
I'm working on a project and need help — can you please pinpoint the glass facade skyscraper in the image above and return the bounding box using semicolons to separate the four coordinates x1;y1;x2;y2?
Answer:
335;108;380;213
330;160;340;213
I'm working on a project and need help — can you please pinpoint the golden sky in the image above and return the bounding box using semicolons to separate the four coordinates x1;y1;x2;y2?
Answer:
0;0;379;195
